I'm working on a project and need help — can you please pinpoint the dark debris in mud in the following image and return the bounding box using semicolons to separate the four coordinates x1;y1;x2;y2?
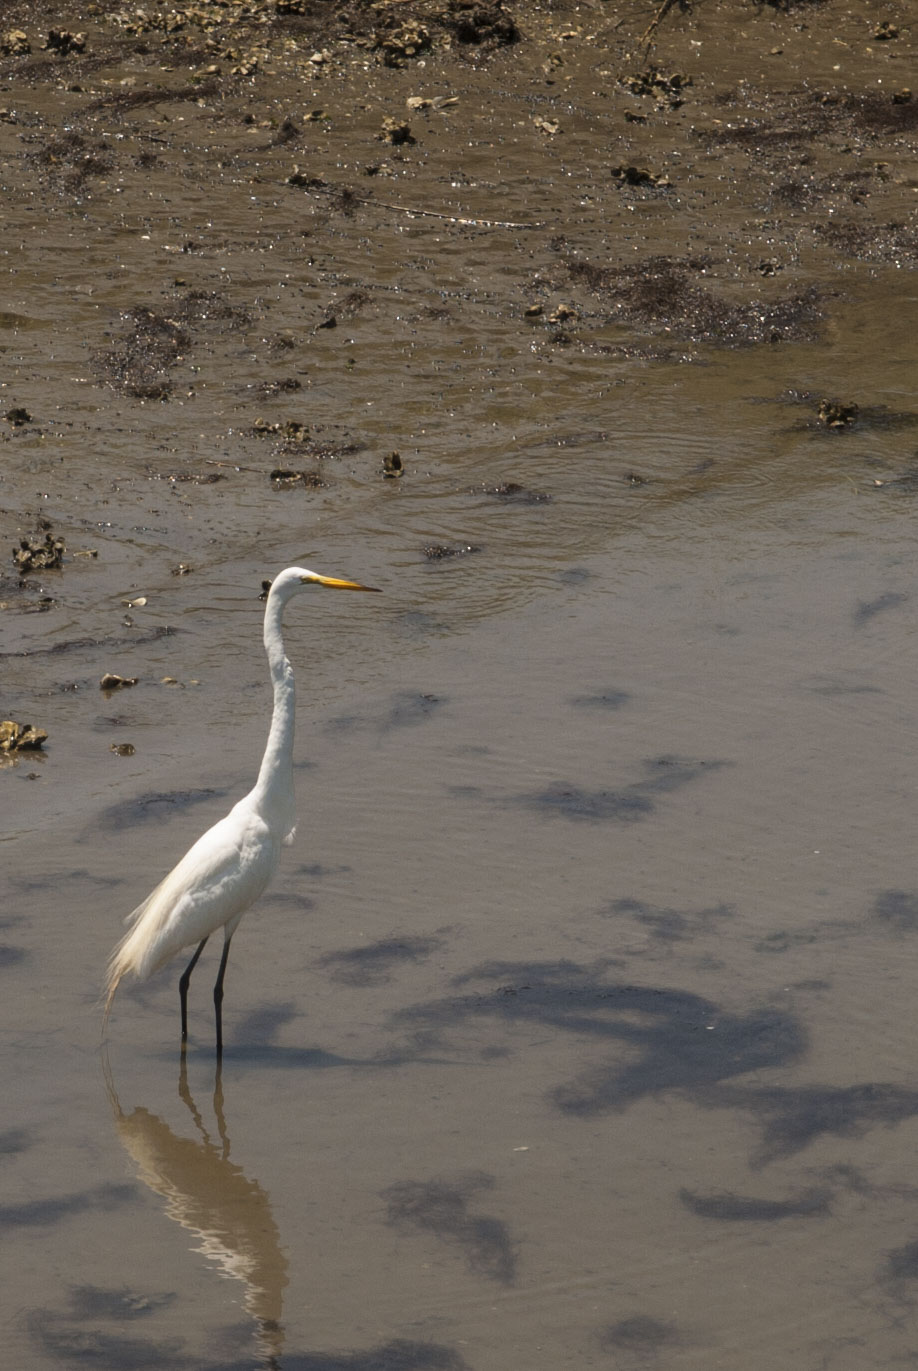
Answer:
13;532;64;574
96;292;250;399
817;399;859;429
424;543;481;560
564;254;822;347
269;467;326;490
96;306;191;400
469;481;550;504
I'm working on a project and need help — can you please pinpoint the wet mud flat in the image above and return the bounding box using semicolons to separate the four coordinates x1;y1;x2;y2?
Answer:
2;2;918;1370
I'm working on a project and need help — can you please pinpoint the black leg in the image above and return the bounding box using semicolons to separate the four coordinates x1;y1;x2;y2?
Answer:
179;938;208;1046
213;935;233;1057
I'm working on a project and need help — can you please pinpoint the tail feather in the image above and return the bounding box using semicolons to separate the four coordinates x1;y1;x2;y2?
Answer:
101;882;168;1037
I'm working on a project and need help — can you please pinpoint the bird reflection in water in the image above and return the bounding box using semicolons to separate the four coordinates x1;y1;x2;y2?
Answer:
103;1052;288;1369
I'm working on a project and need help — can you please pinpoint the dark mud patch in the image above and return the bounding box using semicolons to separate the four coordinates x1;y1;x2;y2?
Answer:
96;306;191;401
31;130;113;191
468;481;550;504
562;254;822;346
271;0;519;63
0;625;177;659
96;292;251;400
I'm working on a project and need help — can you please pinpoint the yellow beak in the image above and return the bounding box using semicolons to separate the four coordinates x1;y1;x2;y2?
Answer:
309;574;381;593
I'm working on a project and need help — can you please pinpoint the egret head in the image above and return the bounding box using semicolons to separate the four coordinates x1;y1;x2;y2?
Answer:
266;566;380;601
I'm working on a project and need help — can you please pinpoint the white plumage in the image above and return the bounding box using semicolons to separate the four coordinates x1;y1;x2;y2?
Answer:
103;565;379;1051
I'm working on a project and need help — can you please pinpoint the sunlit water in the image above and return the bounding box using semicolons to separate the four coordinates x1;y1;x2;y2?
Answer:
3;17;918;1366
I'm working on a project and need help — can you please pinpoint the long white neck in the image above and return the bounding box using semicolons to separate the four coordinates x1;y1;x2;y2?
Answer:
250;588;297;833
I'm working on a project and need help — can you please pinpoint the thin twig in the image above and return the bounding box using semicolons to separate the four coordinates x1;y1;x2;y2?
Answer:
627;0;688;60
306;183;544;231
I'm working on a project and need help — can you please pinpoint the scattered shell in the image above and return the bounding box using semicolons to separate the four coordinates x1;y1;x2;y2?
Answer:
270;468;325;489
13;532;64;573
620;68;691;108
100;673;139;691
378;25;431;66
378;117;416;145
611;165;670;188
383;451;404;478
110;743;136;757
0;720;47;752
0;30;30;57
406;95;458;112
43;29;86;55
287;167;325;188
818;399;859;428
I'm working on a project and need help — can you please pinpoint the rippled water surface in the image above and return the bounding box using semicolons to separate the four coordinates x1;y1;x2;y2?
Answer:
3;2;918;1366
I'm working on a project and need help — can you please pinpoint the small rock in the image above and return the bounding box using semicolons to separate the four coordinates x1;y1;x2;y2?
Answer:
424;543;480;560
13;532;64;573
0;720;47;752
43;30;86;55
383;451;404;478
818;399;859;428
100;673;139;691
611;164;670;188
378;117;416;146
0;30;31;56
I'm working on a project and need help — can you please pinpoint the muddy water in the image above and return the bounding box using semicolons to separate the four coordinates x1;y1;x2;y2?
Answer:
3;1;918;1367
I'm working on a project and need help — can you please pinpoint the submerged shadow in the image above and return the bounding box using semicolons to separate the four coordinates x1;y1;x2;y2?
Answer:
383;1172;517;1286
213;1001;457;1072
711;1081;918;1167
508;756;727;823
679;1186;832;1221
103;1050;288;1369
316;935;447;987
395;958;806;1115
393;958;918;1163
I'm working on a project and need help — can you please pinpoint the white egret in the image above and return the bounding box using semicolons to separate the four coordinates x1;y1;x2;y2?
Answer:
104;567;380;1052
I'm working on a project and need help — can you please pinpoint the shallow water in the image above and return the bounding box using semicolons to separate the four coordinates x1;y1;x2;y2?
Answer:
3;1;918;1366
